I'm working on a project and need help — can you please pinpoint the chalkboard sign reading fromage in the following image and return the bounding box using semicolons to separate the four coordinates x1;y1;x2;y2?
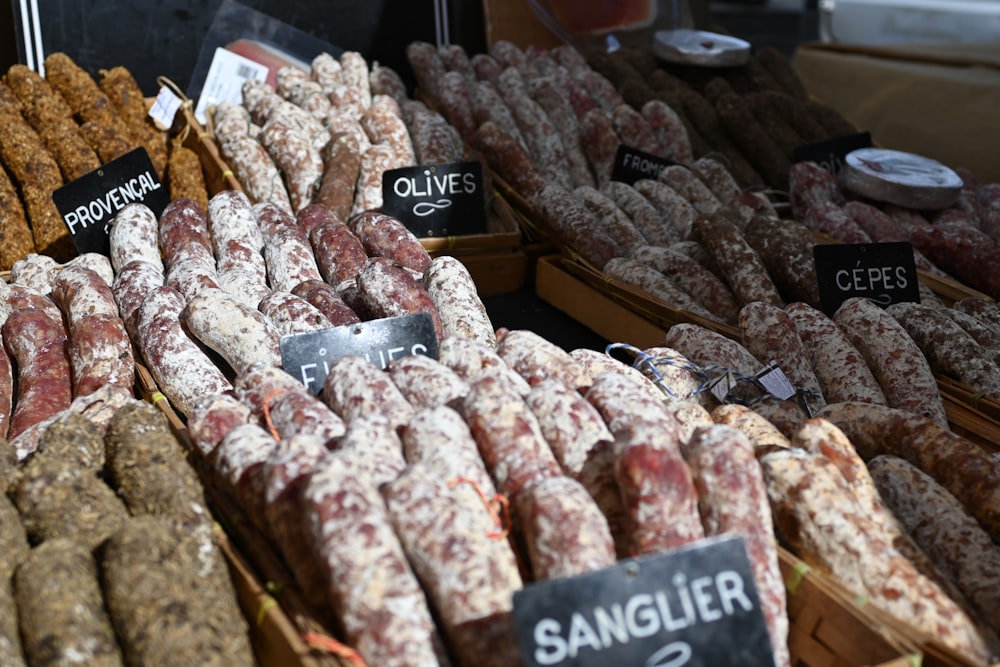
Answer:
611;145;678;185
381;161;487;237
512;535;774;667
52;147;169;257
279;313;439;395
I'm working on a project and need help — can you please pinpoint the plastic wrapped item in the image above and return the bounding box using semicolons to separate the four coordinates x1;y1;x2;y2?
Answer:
528;0;750;65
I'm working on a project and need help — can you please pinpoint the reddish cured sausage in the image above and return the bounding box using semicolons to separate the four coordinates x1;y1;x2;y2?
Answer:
51;264;135;398
681;424;790;667
514;474;616;581
158;197;214;271
308;214;368;286
321;354;415;430
382;464;523;667
2;307;72;446
135;286;232;417
349;211;431;274
357;256;444;341
833;297;947;427
301;452;449;666
461;374;561;500
290;279;361;328
495;328;590;393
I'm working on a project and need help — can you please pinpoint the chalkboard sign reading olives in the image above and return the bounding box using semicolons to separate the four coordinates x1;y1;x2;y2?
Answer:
512;535;774;667
52;147;169;256
381;161;487;237
278;313;438;394
814;241;920;316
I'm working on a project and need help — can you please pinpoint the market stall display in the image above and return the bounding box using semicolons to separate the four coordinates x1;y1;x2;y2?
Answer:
0;17;998;667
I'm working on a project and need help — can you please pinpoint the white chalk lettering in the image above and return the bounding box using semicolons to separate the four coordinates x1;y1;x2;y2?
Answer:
528;569;755;664
65;169;164;236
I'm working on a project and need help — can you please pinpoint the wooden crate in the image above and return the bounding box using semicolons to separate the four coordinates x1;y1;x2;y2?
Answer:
779;549;922;667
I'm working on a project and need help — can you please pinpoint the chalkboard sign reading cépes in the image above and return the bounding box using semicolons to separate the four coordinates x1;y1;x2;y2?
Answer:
814;241;920;316
512;534;774;667
52;147;169;257
278;313;439;395
381;161;487;238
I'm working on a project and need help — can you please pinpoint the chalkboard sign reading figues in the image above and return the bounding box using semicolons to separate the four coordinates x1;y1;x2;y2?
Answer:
279;313;439;395
512;535;774;667
52;147;169;256
814;241;920;316
381;161;487;237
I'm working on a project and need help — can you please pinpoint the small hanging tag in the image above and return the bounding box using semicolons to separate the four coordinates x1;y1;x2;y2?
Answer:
708;370;738;404
148;85;183;131
755;362;797;401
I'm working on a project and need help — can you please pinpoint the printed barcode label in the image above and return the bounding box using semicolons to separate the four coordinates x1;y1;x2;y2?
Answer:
236;63;258;79
194;47;269;124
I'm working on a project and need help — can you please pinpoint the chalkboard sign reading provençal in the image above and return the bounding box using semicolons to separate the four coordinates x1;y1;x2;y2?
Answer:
52;147;169;257
512;535;774;667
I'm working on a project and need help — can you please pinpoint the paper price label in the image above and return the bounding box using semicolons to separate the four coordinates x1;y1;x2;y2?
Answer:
194;47;269;124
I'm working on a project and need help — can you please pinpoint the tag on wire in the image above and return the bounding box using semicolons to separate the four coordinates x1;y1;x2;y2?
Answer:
708;370;738;404
755;362;797;401
149;85;183;131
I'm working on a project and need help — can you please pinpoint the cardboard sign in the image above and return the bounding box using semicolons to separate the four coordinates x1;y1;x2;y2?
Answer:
380;161;487;237
792;131;872;175
512;535;774;667
51;147;169;256
611;145;678;185
814;241;920;315
278;313;439;394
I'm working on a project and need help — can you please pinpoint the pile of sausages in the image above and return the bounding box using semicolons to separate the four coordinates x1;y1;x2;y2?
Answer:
0;53;209;268
209;50;469;225
791;160;1000;300
182;319;800;667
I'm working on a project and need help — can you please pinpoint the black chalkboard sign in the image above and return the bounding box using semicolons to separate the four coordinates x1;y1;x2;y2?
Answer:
512;535;774;667
611;145;678;185
792;132;872;175
51;148;169;257
814;241;920;316
380;161;487;238
278;313;438;394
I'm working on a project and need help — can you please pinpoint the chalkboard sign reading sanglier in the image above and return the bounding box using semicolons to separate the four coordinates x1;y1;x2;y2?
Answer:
52;147;169;257
814;241;920;316
278;313;439;395
381;161;487;238
512;535;774;667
